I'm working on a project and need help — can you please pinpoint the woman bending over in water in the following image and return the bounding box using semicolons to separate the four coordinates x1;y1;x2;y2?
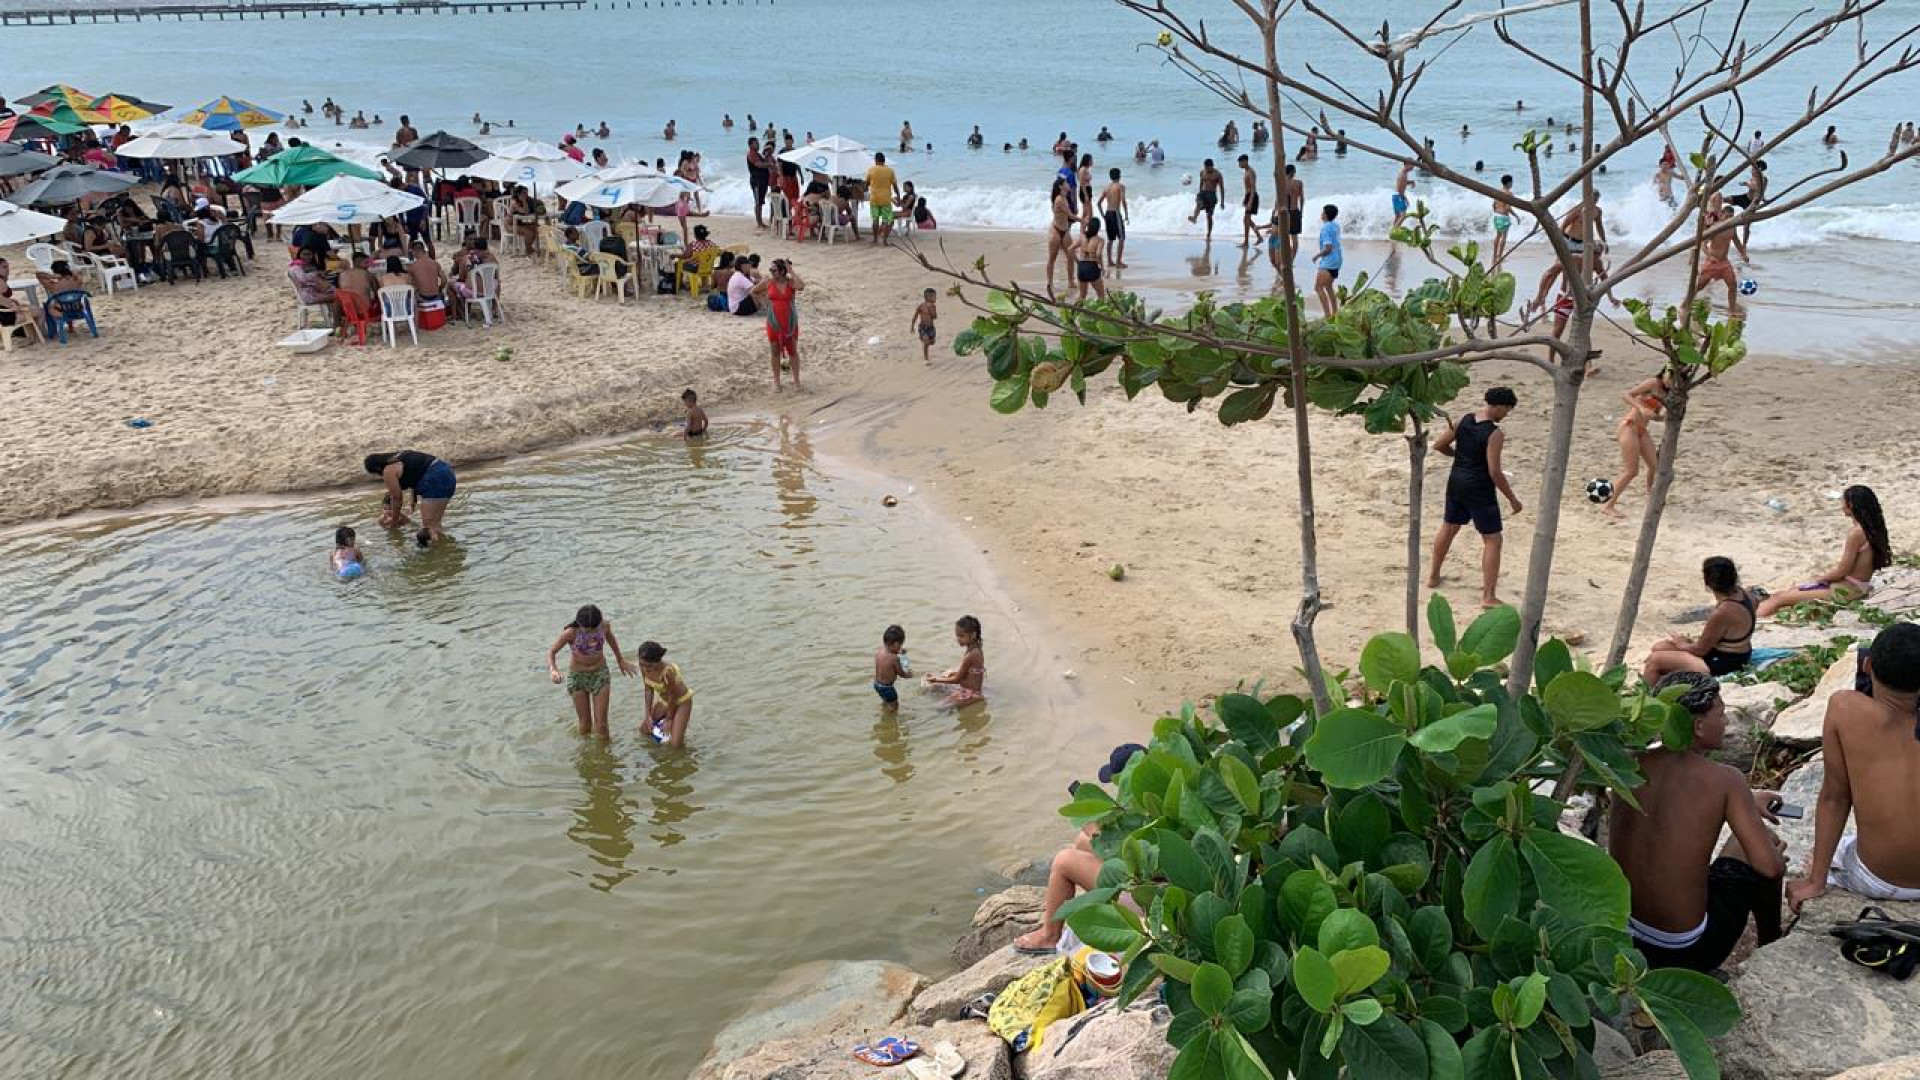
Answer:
1757;484;1892;617
1600;371;1669;518
925;615;986;707
1642;557;1757;684
547;604;636;741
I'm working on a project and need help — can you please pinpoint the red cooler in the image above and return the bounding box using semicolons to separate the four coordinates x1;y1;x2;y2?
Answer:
419;299;447;332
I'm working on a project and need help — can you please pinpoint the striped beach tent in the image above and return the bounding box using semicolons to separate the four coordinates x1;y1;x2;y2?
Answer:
179;96;285;131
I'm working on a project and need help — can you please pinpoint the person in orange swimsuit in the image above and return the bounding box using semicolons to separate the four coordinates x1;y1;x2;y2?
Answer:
1600;372;1669;518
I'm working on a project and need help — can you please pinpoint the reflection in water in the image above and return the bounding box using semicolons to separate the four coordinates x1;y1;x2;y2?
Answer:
1380;247;1403;294
1188;242;1215;278
871;708;914;784
568;743;637;893
953;702;995;762
772;418;817;538
644;751;702;848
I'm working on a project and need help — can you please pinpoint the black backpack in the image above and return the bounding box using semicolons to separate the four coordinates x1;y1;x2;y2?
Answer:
1829;906;1920;980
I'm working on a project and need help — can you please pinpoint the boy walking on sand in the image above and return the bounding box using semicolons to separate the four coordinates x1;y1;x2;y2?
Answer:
874;625;911;705
910;288;938;363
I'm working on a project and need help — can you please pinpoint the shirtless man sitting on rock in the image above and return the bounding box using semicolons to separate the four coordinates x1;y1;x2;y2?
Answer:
1788;621;1920;912
1010;744;1143;956
1610;671;1786;972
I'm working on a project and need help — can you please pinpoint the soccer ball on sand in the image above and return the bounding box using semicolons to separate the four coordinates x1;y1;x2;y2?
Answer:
1585;477;1614;504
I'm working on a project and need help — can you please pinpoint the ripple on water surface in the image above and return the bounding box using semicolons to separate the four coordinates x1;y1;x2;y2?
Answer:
0;424;1113;1079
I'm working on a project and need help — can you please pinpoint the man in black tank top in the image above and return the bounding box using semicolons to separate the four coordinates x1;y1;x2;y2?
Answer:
1427;387;1525;607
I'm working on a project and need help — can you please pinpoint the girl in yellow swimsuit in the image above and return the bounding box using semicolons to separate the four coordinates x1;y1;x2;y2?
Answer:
637;640;694;748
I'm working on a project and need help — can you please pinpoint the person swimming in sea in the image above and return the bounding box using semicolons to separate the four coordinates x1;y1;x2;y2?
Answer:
546;604;638;741
924;615;985;707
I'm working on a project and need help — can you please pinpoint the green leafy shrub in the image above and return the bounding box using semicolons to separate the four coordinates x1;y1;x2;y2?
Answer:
1058;597;1742;1080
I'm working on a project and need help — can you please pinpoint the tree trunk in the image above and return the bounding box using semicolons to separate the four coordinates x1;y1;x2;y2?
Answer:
1604;383;1693;669
1508;333;1587;699
1406;417;1429;644
1258;5;1334;716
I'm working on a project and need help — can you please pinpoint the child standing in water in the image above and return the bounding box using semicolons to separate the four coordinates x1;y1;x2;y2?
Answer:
681;388;708;438
925;615;986;706
874;624;911;705
331;526;366;579
546;604;637;740
910;288;938;363
637;641;694;747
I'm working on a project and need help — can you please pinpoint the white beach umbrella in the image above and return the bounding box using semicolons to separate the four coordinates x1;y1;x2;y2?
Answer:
777;135;873;178
0;199;70;244
115;122;245;160
467;139;586;191
267;175;424;225
556;164;703;209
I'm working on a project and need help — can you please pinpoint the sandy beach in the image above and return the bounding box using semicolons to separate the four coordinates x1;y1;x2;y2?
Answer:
4;216;1917;707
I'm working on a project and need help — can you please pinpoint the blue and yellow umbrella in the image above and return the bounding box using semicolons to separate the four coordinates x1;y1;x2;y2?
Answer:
179;96;285;131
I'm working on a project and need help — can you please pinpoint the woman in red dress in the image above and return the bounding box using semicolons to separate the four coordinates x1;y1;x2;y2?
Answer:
751;259;805;392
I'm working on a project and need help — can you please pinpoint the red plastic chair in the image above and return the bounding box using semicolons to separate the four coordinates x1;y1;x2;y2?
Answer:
337;291;376;346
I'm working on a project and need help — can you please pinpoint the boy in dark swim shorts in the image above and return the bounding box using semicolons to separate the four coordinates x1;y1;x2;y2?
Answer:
910;287;937;363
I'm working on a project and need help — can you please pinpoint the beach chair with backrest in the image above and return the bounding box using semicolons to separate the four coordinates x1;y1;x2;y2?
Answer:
560;250;595;298
590;252;634;303
24;243;60;272
337;290;376;346
44;290;98;344
208;225;248;279
454;197;483;239
377;285;417;347
769;192;792;240
465;263;505;327
85;252;138;295
578;219;608;252
158;231;204;283
2;314;45;353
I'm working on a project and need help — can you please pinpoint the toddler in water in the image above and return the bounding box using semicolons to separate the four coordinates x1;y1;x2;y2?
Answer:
545;604;637;740
331;526;366;579
636;641;694;747
924;615;986;707
874;624;912;705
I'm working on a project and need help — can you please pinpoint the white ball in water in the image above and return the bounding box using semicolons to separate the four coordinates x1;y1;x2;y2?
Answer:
1180;173;1194;186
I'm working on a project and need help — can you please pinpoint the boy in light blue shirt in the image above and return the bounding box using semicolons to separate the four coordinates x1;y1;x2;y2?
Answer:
1314;204;1343;316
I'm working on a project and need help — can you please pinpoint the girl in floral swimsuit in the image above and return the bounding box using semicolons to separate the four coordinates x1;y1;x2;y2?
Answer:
546;604;637;740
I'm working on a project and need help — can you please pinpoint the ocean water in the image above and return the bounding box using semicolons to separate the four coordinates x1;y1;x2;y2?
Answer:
0;428;1119;1078
12;0;1920;245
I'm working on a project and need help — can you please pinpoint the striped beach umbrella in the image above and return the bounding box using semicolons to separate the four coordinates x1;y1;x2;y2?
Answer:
88;94;172;124
179;96;285;131
16;84;98;110
0;112;88;143
29;100;103;126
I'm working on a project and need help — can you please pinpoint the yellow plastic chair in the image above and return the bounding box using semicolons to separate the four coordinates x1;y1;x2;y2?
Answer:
675;248;722;297
561;252;596;298
2;317;44;352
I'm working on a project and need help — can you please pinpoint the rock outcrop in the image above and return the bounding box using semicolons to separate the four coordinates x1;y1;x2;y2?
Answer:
950;885;1045;969
694;960;923;1080
1715;892;1920;1080
1601;1050;1688;1080
1720;680;1792;728
1021;1001;1177;1080
1823;1054;1920;1079
908;945;1050;1025
1770;652;1859;748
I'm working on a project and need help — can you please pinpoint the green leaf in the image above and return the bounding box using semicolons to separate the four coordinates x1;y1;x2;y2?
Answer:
1303;708;1408;790
1193;961;1234;1014
1331;945;1391;996
1463;836;1520;939
1220;383;1279;426
1361;632;1422;693
1215;914;1256;978
1050;887;1118;926
1338;1011;1429;1080
1279;869;1339;944
1067;904;1146;952
1427;593;1458;654
1532;638;1574;697
1292;946;1338;1013
985;289;1021;317
1546;971;1591;1029
1419;1018;1465;1080
1318;908;1382;956
1513;972;1549;1027
989;375;1031;414
1221;1028;1279;1080
1637;968;1742;1038
1642;1007;1718;1080
1226;989;1273;1034
1158;830;1215;894
1219;754;1261;814
1151;952;1200;983
1460;1028;1509;1079
1217;693;1280;751
1458;605;1520;664
1542;671;1621;733
1169;1030;1222;1080
1334;795;1392;864
1407;906;1453;974
1520;828;1629;929
1342;998;1385;1025
1408;702;1498;753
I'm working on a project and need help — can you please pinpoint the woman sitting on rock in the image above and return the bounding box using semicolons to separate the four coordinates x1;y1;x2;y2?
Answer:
1642;556;1757;685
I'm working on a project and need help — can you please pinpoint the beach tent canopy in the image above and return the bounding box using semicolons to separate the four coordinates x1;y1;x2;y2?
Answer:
777;135;873;178
0;142;59;177
0;112;89;142
0;199;70;244
233;144;379;187
466;139;585;190
115;122;243;160
179;96;285;131
16;84;98;110
6;163;137;206
556;164;702;209
88;94;171;124
268;175;423;225
392;131;489;172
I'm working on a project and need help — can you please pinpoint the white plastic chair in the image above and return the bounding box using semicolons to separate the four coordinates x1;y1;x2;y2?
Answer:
464;263;505;327
454;197;483;238
768;193;792;240
577;219;608;252
2;317;44;352
24;243;60;272
88;253;139;295
815;203;844;245
378;284;417;347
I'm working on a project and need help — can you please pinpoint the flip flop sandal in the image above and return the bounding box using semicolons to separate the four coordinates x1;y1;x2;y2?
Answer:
1010;941;1056;956
851;1037;920;1067
931;1040;967;1077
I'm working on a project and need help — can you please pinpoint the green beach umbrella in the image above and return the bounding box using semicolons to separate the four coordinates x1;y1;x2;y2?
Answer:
233;144;379;187
0;111;87;142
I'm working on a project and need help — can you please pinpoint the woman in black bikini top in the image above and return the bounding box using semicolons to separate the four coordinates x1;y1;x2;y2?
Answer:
1641;556;1757;685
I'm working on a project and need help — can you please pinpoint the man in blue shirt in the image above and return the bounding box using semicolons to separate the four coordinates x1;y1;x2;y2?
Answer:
1313;203;1343;316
